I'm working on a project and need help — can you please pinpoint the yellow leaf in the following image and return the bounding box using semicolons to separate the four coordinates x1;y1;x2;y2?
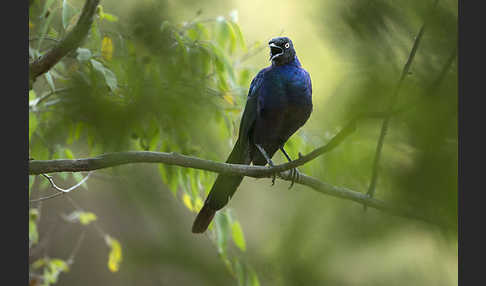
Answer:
78;212;97;225
182;193;194;212
194;197;204;212
223;94;234;105
29;21;34;29
105;236;122;272
101;36;114;61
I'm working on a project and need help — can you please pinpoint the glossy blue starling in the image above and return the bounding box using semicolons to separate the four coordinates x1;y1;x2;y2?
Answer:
192;37;313;233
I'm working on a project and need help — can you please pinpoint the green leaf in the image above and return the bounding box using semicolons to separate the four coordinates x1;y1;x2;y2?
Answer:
29;90;36;101
217;18;237;52
45;71;55;91
29;176;36;198
158;164;169;184
31;141;49;160
90;18;102;45
76;48;92;62
43;258;69;285
29;208;39;245
234;259;245;286
90;59;118;91
188;169;199;199
231;221;246;251
41;0;56;17
215;211;231;255
64;148;75;159
30;208;39;220
29;113;38;141
172;30;188;63
37;3;56;50
49;259;69;272
238;68;251;87
74;122;83;140
47;27;59;39
62;0;77;30
169;175;179;197
32;258;47;269
101;12;119;22
208;42;236;81
29;218;39;245
247;266;261;286
105;235;123;272
190;22;209;40
230;22;247;51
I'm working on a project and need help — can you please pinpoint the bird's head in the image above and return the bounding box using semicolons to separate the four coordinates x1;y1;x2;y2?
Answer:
268;36;296;65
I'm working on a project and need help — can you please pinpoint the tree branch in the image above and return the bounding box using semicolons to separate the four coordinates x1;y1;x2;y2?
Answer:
28;148;452;230
29;0;100;88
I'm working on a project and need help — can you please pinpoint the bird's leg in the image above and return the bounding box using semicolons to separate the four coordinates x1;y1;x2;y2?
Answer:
280;147;300;189
255;144;277;185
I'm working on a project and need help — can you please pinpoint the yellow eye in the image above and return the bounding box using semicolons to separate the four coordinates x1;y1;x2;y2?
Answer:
284;43;290;49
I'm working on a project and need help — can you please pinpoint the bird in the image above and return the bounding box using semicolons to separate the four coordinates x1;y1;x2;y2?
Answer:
192;36;313;233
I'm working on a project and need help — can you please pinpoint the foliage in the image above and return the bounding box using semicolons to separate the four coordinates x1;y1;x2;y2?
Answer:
29;0;264;285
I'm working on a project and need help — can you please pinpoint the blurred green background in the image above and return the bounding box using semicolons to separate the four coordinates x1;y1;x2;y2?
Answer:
29;0;457;285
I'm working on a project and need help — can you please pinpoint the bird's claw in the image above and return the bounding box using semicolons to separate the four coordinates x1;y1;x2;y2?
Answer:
267;159;277;186
288;168;300;189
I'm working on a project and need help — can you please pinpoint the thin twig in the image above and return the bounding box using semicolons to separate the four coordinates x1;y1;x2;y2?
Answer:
43;173;91;193
66;230;86;265
29;172;92;203
30;192;64;203
391;46;457;116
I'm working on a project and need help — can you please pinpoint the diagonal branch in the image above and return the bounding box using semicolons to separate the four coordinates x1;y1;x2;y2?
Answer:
365;0;440;209
29;0;100;88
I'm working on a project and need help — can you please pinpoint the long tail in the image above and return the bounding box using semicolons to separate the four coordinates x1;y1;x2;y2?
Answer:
192;140;249;233
191;204;216;233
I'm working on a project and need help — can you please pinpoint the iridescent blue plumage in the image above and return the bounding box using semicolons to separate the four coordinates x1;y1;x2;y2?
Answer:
192;37;312;233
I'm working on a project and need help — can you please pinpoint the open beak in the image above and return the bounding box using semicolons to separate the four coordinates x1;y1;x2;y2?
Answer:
269;43;283;61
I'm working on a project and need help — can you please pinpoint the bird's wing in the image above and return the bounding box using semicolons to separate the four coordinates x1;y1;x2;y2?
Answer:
201;68;266;212
235;69;266;146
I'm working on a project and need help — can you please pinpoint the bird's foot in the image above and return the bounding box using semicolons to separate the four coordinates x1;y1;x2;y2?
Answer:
267;159;277;186
255;144;278;186
288;167;301;189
